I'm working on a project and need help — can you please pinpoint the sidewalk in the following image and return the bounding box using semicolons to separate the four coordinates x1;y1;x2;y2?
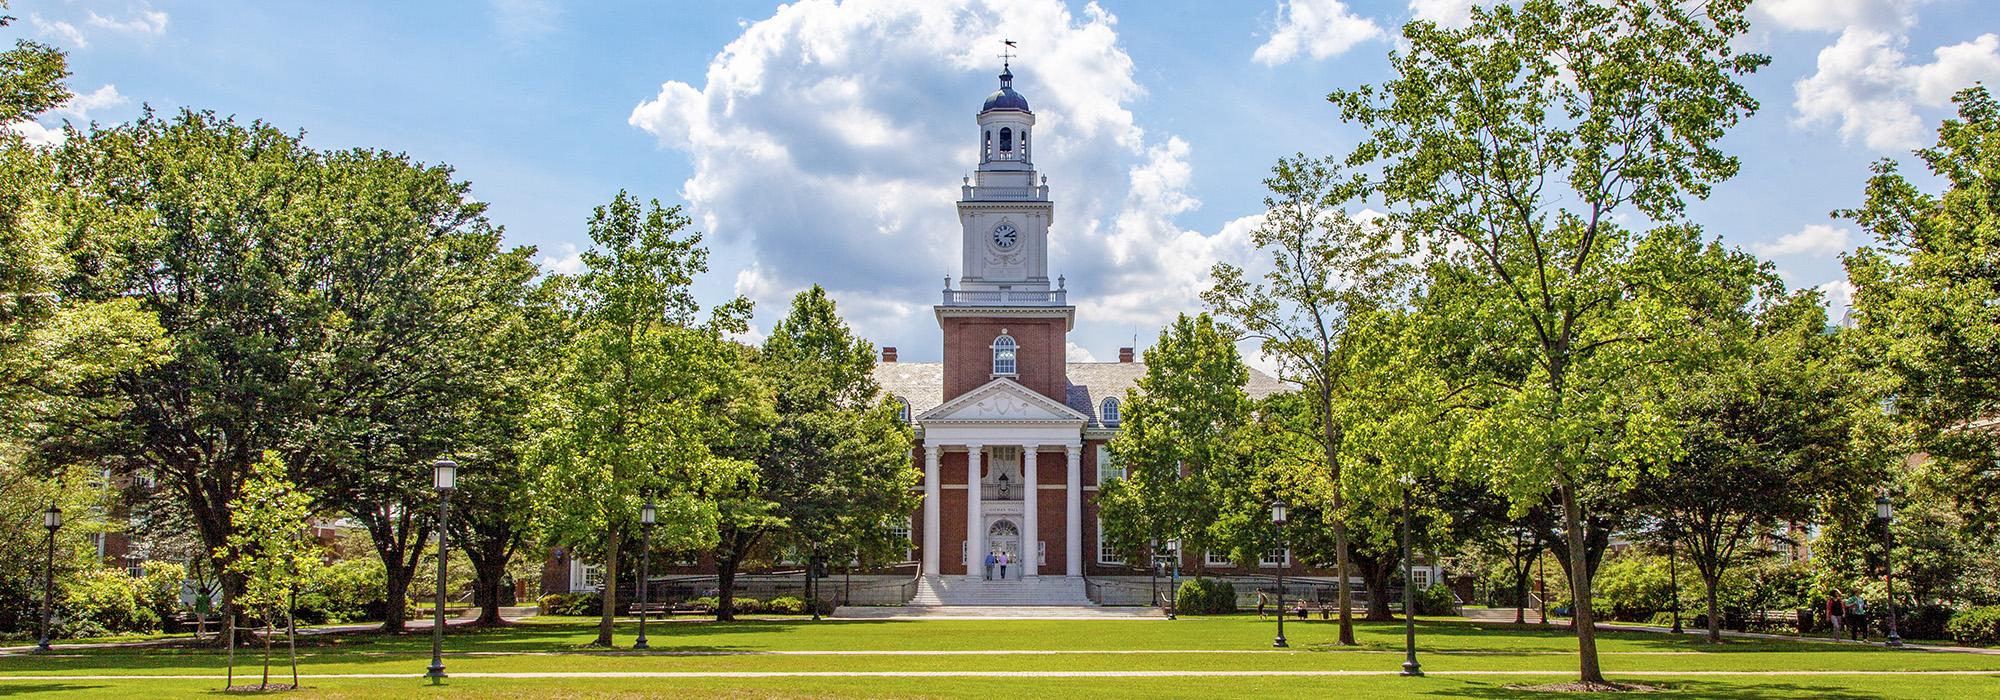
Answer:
0;606;536;656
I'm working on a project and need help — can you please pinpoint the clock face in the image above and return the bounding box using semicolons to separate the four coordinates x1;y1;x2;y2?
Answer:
992;223;1020;250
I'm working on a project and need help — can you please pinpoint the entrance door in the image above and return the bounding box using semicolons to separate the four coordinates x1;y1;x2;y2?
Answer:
987;520;1021;581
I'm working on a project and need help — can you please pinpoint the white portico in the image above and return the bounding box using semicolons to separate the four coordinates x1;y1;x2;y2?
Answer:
919;378;1087;584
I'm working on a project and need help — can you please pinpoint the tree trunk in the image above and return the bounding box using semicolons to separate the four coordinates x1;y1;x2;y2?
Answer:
1559;481;1605;684
716;552;739;622
380;572;412;634
471;555;508;626
1322;387;1355;645
1357;550;1396;622
596;524;621;647
1512;553;1532;625
1703;573;1723;643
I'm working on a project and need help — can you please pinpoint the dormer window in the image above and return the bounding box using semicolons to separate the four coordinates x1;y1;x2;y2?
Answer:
999;127;1013;151
991;333;1018;376
1100;397;1120;426
894;396;911;424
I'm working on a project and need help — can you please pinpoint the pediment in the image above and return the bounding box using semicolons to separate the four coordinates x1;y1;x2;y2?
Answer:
919;378;1088;424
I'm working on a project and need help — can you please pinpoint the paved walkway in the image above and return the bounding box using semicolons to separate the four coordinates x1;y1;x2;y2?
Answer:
834;605;1164;620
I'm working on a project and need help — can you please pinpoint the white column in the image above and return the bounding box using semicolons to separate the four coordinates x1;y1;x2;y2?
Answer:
922;444;941;577
1066;444;1082;578
965;444;984;581
1023;445;1039;578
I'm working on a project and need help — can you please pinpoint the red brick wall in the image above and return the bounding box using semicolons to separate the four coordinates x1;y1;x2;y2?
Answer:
940;316;1069;402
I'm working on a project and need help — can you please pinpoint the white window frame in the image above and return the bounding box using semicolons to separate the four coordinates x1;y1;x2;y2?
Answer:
888;516;914;561
1412;568;1432;589
961;540;968;565
1259;548;1291;568
1206;551;1233;568
895;396;911;423
1038;540;1047;566
571;560;604;592
1096;518;1124;565
1097;445;1124;484
1100;397;1120;425
991;334;1018;376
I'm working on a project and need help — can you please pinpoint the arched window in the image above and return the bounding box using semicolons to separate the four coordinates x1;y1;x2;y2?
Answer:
984;130;992;160
1020;129;1029;158
991;334;1017;376
1100;397;1120;425
999;127;1013;151
894;396;911;424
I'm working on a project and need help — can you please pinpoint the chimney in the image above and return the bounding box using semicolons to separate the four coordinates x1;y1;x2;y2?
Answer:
1118;347;1134;363
882;346;898;363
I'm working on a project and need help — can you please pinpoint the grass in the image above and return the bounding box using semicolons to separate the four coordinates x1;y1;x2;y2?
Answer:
4;614;1996;697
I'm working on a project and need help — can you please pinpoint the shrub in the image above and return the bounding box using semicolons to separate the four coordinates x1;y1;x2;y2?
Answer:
1414;583;1457;616
1899;604;1954;641
537;592;602;616
61;569;158;635
1948;606;2000;645
731;596;764;614
766;596;806;614
134;562;186;629
685;596;719;612
296;559;385;624
1174;578;1237;615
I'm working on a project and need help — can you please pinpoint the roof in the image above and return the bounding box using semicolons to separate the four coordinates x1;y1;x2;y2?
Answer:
981;67;1031;113
874;362;1290;428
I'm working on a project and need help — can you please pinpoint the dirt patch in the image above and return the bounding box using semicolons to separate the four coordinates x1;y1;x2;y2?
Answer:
1508;681;1662;693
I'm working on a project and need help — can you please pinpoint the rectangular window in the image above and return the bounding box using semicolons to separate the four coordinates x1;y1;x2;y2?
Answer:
888;517;914;561
1097;445;1124;484
1412;569;1432;588
1206;551;1233;568
573;562;604;592
961;541;968;566
1260;548;1290;568
1096;519;1124;565
1038;541;1047;567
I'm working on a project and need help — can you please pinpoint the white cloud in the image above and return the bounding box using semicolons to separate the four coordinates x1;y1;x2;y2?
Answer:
1066;341;1099;363
1253;0;1384;66
1793;30;2000;152
28;15;87;48
1754;0;1917;34
1754;224;1852;257
537;242;586;275
86;5;168;35
630;0;1262;353
3;84;127;146
1817;278;1856;318
1408;0;1481;29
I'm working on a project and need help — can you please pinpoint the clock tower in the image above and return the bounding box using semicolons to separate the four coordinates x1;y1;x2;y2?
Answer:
938;62;1073;404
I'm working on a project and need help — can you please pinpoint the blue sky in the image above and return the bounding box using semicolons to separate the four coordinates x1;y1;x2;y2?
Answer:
11;0;2000;364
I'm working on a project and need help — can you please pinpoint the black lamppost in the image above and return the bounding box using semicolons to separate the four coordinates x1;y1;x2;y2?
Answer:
635;502;656;650
1399;478;1422;677
1536;542;1548;626
1512;528;1529;625
809;547;826;621
1666;520;1683;635
38;506;60;652
1165;540;1180;621
1878;492;1903;648
427;459;456;682
1271;499;1288;648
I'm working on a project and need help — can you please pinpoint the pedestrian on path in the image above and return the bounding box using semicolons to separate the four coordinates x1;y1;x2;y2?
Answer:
1826;591;1846;639
1847;592;1869;642
999;552;1010;580
1256;591;1270;619
984;552;997;581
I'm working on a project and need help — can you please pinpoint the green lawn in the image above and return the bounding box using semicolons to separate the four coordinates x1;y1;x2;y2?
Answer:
4;615;1995;697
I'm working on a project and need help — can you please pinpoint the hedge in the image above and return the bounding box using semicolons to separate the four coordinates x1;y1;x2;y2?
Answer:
537;592;602;616
1174;578;1236;615
1948;606;2000;645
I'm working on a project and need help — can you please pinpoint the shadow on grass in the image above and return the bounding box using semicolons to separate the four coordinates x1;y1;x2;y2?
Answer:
1434;678;1883;699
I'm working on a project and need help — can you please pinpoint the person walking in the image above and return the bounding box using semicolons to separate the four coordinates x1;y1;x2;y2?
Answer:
1846;591;1869;642
1825;591;1846;640
1256;590;1269;619
998;552;1010;580
983;552;997;581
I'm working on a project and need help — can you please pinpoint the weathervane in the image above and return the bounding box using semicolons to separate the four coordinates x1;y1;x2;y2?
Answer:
1000;38;1018;70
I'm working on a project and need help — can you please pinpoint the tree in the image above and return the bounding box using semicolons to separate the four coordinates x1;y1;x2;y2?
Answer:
528;192;758;647
1637;287;1873;641
286;149;541;634
1204;156;1410;644
220;452;321;689
1099;313;1252;581
1328;0;1768;683
1842;86;2000;536
708;286;914;621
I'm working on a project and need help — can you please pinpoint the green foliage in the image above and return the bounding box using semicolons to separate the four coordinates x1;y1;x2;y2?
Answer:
1948;606;2000;645
537;592;602;616
59;569;158;635
765;596;805;614
1174;578;1238;615
1842;86;2000;538
730;596;764;614
685;596;718;613
295;558;386;625
1100;314;1251;570
220;452;324;620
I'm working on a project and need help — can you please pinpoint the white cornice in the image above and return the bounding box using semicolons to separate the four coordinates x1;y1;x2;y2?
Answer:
919;377;1089;426
934;304;1075;330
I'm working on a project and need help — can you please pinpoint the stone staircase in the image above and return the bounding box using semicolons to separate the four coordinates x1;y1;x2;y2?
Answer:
909;575;1095;607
